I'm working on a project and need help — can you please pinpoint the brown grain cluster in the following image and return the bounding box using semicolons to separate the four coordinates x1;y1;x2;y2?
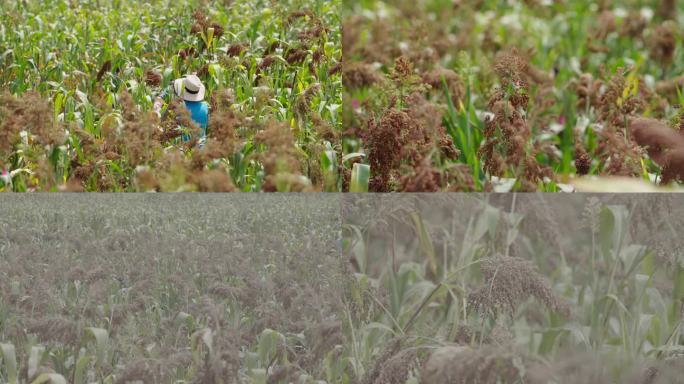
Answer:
254;121;311;192
571;66;673;178
144;69;162;86
1;201;344;381
468;254;569;317
421;345;526;384
359;56;464;191
2;91;64;148
343;62;383;90
650;22;677;67
478;50;552;190
190;10;224;42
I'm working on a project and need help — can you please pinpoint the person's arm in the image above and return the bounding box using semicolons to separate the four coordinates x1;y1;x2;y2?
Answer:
153;89;169;118
153;98;164;117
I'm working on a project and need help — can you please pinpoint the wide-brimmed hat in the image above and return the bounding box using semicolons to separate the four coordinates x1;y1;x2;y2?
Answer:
173;74;205;102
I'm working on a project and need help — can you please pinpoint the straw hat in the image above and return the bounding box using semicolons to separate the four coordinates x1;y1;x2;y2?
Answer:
173;74;205;102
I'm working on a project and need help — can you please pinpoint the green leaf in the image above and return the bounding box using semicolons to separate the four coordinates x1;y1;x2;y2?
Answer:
349;163;370;192
83;327;109;367
258;329;282;364
321;148;338;192
342;152;365;163
176;311;195;331
28;346;45;380
31;373;67;384
53;92;64;122
248;368;267;384
0;343;17;384
410;211;437;280
538;329;562;355
363;322;398;336
599;205;629;259
472;203;500;241
72;355;91;384
206;27;215;48
208;63;224;86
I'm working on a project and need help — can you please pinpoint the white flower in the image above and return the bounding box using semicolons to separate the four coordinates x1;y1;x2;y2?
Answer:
549;123;565;134
575;115;590;135
570;57;582;75
640;7;654;21
614;7;628;18
499;13;522;31
644;74;656;90
475;11;496;27
490;176;516;192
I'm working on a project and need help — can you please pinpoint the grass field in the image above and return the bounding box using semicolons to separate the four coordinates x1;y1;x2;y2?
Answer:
0;195;346;383
340;194;684;383
343;0;684;192
0;0;341;192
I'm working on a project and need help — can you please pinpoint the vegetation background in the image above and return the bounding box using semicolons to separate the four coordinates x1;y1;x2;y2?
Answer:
340;194;684;383
0;0;341;192
343;0;684;192
0;195;346;383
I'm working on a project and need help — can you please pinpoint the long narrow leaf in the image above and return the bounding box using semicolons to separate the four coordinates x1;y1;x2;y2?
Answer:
31;373;67;384
410;211;438;280
350;163;370;192
84;327;109;368
0;343;17;384
28;346;45;380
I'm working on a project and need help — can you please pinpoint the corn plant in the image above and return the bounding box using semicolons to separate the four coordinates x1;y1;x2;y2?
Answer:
341;194;684;383
0;195;344;383
0;0;341;192
343;0;684;192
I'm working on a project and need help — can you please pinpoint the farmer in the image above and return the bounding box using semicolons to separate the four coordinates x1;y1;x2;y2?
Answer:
153;74;209;146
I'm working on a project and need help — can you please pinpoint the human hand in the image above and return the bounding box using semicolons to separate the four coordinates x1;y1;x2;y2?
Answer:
153;97;164;114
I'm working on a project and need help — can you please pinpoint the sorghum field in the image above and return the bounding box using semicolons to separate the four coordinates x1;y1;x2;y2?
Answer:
343;0;684;192
0;0;341;192
340;194;684;383
0;195;346;383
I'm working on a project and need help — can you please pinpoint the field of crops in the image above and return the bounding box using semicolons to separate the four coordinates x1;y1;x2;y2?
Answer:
0;195;346;383
340;194;684;383
4;195;684;384
343;0;684;192
5;1;684;383
0;0;341;192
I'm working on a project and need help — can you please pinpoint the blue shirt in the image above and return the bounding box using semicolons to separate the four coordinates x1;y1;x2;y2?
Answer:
181;100;209;143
